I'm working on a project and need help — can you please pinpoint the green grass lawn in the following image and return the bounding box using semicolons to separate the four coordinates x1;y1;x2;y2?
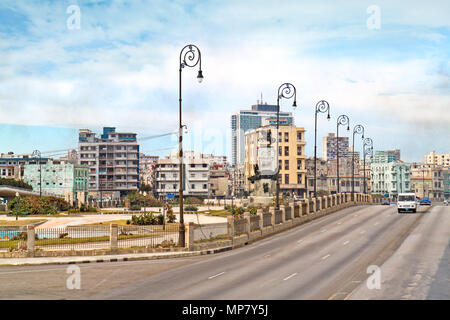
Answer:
201;209;232;218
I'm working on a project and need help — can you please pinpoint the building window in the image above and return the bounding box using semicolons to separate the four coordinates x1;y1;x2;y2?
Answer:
203;184;207;189
191;184;195;189
297;159;302;170
297;132;302;141
284;146;289;156
285;174;289;184
297;174;302;184
284;160;289;170
279;146;281;156
284;132;289;142
297;145;302;156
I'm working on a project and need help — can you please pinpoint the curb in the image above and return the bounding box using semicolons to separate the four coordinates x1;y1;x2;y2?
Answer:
0;246;233;267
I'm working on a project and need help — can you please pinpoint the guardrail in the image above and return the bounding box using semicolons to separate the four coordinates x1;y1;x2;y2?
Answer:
186;192;372;250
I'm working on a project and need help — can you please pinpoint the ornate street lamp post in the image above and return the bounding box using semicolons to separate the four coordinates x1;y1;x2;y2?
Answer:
314;100;330;198
336;115;350;194
275;83;297;210
351;125;364;200
178;44;203;247
32;150;42;197
363;138;373;194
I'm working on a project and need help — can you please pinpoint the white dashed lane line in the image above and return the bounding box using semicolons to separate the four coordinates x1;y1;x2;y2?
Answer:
343;240;350;245
208;272;225;280
322;254;331;260
283;273;298;281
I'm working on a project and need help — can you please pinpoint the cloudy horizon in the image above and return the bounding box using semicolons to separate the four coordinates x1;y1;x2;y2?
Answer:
0;0;449;163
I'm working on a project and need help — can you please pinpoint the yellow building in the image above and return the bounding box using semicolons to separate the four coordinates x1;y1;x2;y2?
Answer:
244;125;307;197
425;151;450;166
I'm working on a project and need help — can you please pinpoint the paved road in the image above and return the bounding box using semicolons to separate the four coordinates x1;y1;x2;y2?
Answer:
0;204;448;299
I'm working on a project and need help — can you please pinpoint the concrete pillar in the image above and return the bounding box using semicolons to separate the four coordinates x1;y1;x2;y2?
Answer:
313;198;317;213
305;201;310;215
27;225;35;257
257;209;264;230
324;196;328;209
110;223;118;252
244;212;251;235
227;216;235;238
269;207;276;225
185;222;195;250
280;205;286;223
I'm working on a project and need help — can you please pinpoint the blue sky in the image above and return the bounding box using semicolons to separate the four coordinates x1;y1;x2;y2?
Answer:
0;0;449;162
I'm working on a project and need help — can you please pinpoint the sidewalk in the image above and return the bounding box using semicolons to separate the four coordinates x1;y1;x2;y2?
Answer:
0;246;232;266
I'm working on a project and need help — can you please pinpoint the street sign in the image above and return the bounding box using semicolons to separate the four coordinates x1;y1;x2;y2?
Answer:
167;193;175;199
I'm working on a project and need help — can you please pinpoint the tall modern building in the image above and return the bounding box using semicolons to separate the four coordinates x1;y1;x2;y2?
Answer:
322;133;350;161
78;127;139;199
231;101;293;166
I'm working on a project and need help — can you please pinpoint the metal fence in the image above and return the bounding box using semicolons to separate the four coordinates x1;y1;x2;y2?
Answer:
249;216;260;232
36;226;110;250
0;224;180;252
233;218;247;236
118;224;179;248
274;210;282;224
262;213;272;227
0;227;27;251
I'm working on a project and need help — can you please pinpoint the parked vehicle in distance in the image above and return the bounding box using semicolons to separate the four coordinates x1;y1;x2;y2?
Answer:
381;198;390;205
397;193;417;213
420;198;431;206
443;200;448;206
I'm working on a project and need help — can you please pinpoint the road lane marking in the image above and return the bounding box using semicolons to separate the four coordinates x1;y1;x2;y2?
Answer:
297;239;304;244
264;254;271;258
343;240;350;245
374;222;379;226
320;229;327;233
208;272;225;280
283;273;298;281
322;254;331;260
337;222;342;225
360;230;366;234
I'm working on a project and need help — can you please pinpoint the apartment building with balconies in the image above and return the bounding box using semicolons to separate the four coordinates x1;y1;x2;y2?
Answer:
78;127;139;199
155;154;210;198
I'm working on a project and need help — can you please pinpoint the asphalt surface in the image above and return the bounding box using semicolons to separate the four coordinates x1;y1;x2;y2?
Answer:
0;204;448;300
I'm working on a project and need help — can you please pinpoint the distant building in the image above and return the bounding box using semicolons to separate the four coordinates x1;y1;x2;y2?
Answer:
322;133;350;161
78;127;139;200
305;157;364;195
411;163;449;200
371;161;411;197
155;153;210;198
373;149;401;164
139;154;159;192
231;100;294;166
0;153;50;180
209;164;229;198
22;161;89;205
424;150;450;167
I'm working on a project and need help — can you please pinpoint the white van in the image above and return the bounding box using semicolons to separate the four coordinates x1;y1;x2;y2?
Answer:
397;193;417;213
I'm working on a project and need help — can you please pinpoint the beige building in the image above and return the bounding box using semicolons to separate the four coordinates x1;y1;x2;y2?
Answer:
424;151;450;166
244;125;307;197
411;162;449;200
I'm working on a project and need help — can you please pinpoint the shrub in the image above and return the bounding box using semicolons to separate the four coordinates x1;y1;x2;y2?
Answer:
184;205;198;212
127;192;162;208
0;178;33;190
166;204;176;223
247;206;258;215
184;197;203;205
